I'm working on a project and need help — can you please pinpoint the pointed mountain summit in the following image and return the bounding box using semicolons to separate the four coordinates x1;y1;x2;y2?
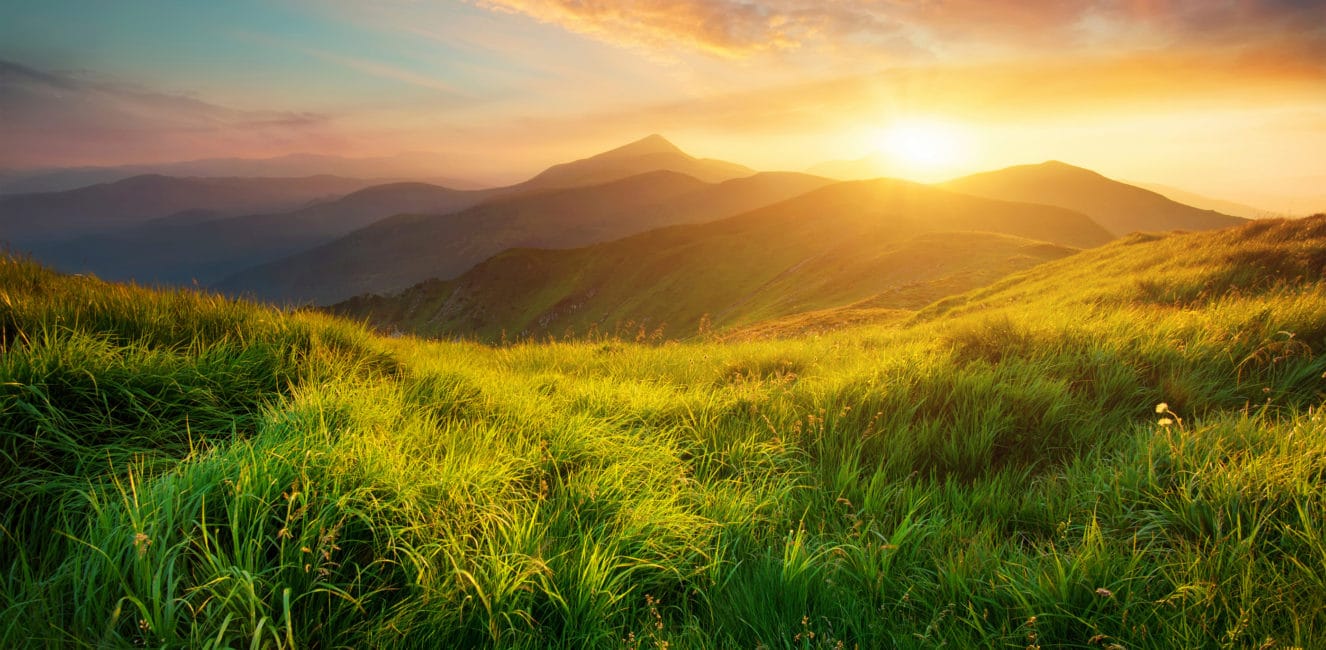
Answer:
940;161;1246;236
596;134;688;159
522;135;755;190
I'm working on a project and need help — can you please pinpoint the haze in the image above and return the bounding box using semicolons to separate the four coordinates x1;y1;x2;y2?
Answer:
2;1;1324;211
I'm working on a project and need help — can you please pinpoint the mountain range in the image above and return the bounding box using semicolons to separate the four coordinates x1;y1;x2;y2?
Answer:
330;177;1114;339
217;169;831;304
28;182;499;284
2;135;1264;341
0;151;484;195
0;174;380;245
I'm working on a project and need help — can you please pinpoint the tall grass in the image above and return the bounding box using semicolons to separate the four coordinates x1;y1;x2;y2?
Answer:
2;217;1326;648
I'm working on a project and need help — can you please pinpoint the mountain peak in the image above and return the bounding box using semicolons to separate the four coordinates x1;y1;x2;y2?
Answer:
599;134;687;159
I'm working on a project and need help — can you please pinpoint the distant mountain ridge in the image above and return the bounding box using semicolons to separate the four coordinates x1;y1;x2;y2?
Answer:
1130;182;1274;219
31;181;498;284
0;174;380;244
940;161;1246;236
15;135;770;290
0;151;484;195
806;153;894;181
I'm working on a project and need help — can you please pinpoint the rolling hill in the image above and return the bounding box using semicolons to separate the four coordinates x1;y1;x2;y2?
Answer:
0;174;380;245
332;178;1114;339
218;170;833;304
939;161;1246;236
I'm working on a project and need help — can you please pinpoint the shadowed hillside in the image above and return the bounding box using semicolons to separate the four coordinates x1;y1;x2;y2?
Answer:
940;161;1247;236
30;181;498;284
333;178;1112;339
0;174;379;244
218;170;832;304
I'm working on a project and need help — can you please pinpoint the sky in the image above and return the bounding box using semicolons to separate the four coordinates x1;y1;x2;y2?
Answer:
1;0;1324;210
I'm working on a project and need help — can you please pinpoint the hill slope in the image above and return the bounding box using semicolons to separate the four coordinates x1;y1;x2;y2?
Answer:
218;171;832;305
333;178;1113;339
4;216;1325;648
940;161;1247;236
0;174;379;244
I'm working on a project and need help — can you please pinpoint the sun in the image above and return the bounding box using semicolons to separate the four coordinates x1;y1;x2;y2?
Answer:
875;119;969;173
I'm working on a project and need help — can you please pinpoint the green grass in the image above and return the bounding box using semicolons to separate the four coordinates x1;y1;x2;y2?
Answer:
3;216;1326;648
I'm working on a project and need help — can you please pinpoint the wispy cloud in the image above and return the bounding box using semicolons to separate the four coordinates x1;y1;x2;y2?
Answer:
472;0;913;59
0;60;345;168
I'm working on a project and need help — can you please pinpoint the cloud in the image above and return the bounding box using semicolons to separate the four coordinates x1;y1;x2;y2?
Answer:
475;0;1326;62
0;59;346;168
472;0;913;58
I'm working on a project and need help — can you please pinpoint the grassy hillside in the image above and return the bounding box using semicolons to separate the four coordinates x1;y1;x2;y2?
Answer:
333;178;1110;340
3;215;1325;648
220;171;831;305
941;161;1247;236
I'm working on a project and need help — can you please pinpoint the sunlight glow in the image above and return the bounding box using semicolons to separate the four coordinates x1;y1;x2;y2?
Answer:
875;119;970;172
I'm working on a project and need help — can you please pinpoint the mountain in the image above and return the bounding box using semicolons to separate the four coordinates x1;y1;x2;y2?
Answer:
939;161;1246;236
520;134;755;190
0;151;484;195
331;178;1113;340
0;174;380;245
217;170;833;304
29;182;497;285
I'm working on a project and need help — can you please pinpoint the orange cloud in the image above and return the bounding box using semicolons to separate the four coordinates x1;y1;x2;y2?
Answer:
473;0;910;58
475;0;1326;62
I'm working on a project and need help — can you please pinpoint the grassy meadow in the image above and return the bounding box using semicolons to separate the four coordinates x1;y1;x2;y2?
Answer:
3;216;1326;648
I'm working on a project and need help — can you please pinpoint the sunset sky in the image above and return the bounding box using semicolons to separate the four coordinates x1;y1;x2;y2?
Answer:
2;1;1323;210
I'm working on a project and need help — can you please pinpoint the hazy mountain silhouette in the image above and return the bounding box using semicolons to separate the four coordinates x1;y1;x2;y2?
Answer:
31;182;498;284
940;161;1246;236
1130;182;1274;219
332;178;1112;339
217;170;832;304
0;151;483;195
806;153;894;180
15;135;766;288
521;135;755;190
0;174;380;245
